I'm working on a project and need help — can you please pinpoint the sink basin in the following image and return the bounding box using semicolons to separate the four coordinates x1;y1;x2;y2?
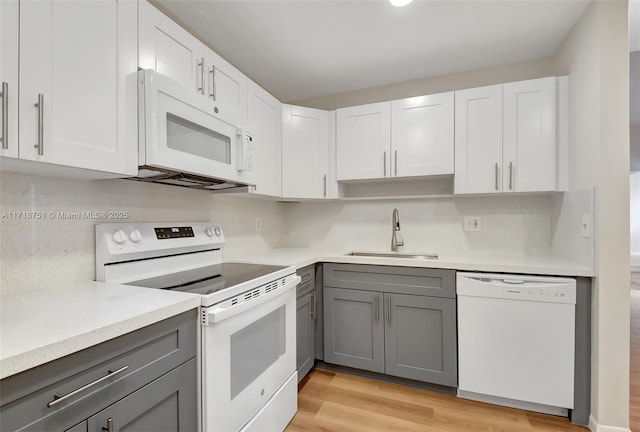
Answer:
345;251;438;260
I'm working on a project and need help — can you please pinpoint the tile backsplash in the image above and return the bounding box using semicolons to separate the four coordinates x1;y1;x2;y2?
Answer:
0;171;285;295
2;171;565;295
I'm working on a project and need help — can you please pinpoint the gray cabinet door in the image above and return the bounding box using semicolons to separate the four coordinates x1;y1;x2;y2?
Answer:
384;293;457;386
86;359;197;432
323;287;384;373
296;292;316;382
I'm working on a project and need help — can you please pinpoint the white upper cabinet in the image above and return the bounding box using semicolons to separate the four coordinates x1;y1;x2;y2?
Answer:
337;93;454;182
336;102;391;181
454;85;503;194
205;50;248;124
139;1;247;124
282;105;329;199
391;92;454;177
503;77;556;192
248;80;282;197
139;1;205;94
0;0;19;159
15;0;137;175
455;77;559;194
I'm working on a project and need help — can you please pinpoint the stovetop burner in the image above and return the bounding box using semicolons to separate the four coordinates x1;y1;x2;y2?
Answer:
125;262;289;296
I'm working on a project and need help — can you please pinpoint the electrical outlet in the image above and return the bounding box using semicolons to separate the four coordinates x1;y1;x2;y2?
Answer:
581;214;591;238
255;218;262;232
463;216;482;232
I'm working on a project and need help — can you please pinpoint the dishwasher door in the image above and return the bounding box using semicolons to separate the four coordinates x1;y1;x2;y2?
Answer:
456;272;576;412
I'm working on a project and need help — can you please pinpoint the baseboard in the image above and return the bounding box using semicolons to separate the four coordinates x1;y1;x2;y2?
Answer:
589;415;631;432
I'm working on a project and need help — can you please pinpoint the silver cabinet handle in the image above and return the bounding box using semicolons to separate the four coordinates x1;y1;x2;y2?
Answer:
375;296;380;325
383;152;387;177
387;296;392;325
209;66;216;100
509;162;513;190
34;94;44;155
323;174;327;197
494;162;499;191
198;57;205;95
102;418;114;432
310;292;316;319
394;150;398;176
1;82;7;149
47;366;128;408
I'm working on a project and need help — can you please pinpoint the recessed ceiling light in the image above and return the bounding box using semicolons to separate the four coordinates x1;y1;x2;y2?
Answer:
390;0;413;7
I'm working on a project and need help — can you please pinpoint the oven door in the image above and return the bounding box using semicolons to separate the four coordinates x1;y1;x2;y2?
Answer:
139;69;253;185
201;280;298;432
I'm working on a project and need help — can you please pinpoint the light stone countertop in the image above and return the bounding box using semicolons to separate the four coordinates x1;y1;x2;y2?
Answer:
0;249;593;380
0;282;201;380
227;248;595;277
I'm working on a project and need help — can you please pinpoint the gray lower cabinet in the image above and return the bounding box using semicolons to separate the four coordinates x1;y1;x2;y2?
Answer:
323;287;385;373
384;293;457;386
86;358;196;431
0;310;197;432
296;265;316;382
323;264;457;387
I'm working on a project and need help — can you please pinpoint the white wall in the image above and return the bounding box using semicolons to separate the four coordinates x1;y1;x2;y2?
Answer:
631;172;640;269
553;1;630;430
281;195;554;257
0;171;286;296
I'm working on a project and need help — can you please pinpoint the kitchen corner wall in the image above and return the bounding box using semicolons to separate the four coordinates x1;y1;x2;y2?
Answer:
0;171;286;296
280;195;554;256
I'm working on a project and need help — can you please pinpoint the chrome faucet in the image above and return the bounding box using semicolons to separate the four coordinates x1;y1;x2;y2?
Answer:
391;208;404;251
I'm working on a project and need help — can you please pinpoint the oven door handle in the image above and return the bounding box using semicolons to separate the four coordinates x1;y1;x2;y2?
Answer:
206;276;301;324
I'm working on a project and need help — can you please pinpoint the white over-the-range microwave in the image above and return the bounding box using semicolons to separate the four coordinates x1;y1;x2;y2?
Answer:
132;69;255;191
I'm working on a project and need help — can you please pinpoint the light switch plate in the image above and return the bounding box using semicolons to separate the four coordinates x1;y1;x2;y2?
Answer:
463;216;482;232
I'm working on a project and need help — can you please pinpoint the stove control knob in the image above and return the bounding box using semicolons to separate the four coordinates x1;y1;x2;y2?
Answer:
205;226;222;238
129;229;142;243
112;230;127;245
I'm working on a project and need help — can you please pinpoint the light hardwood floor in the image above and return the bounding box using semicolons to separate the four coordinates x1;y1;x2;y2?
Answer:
287;370;589;432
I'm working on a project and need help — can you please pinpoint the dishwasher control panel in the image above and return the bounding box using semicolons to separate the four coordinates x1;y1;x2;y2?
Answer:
456;273;576;304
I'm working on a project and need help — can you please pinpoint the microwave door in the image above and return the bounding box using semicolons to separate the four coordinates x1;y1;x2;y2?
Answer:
139;70;245;184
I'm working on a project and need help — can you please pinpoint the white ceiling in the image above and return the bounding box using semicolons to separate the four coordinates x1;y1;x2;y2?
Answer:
156;0;590;103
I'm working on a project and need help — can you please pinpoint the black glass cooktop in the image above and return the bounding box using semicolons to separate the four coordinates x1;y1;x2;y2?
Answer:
125;262;288;295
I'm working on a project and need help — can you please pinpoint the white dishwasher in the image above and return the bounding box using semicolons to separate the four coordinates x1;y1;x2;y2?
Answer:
457;272;576;416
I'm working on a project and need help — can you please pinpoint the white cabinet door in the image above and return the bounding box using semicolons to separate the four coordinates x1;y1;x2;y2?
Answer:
0;0;19;159
248;80;281;197
503;77;556;192
391;92;454;178
139;0;205;94
205;50;247;124
454;85;503;194
18;0;137;175
282;105;329;199
336;102;391;181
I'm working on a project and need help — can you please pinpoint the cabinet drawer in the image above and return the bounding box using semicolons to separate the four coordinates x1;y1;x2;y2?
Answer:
0;310;197;431
323;264;455;298
296;265;315;297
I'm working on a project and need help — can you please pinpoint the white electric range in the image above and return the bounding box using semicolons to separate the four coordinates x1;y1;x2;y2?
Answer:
96;222;300;432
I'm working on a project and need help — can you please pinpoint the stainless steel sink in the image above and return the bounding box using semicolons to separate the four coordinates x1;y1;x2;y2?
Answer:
345;251;438;260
